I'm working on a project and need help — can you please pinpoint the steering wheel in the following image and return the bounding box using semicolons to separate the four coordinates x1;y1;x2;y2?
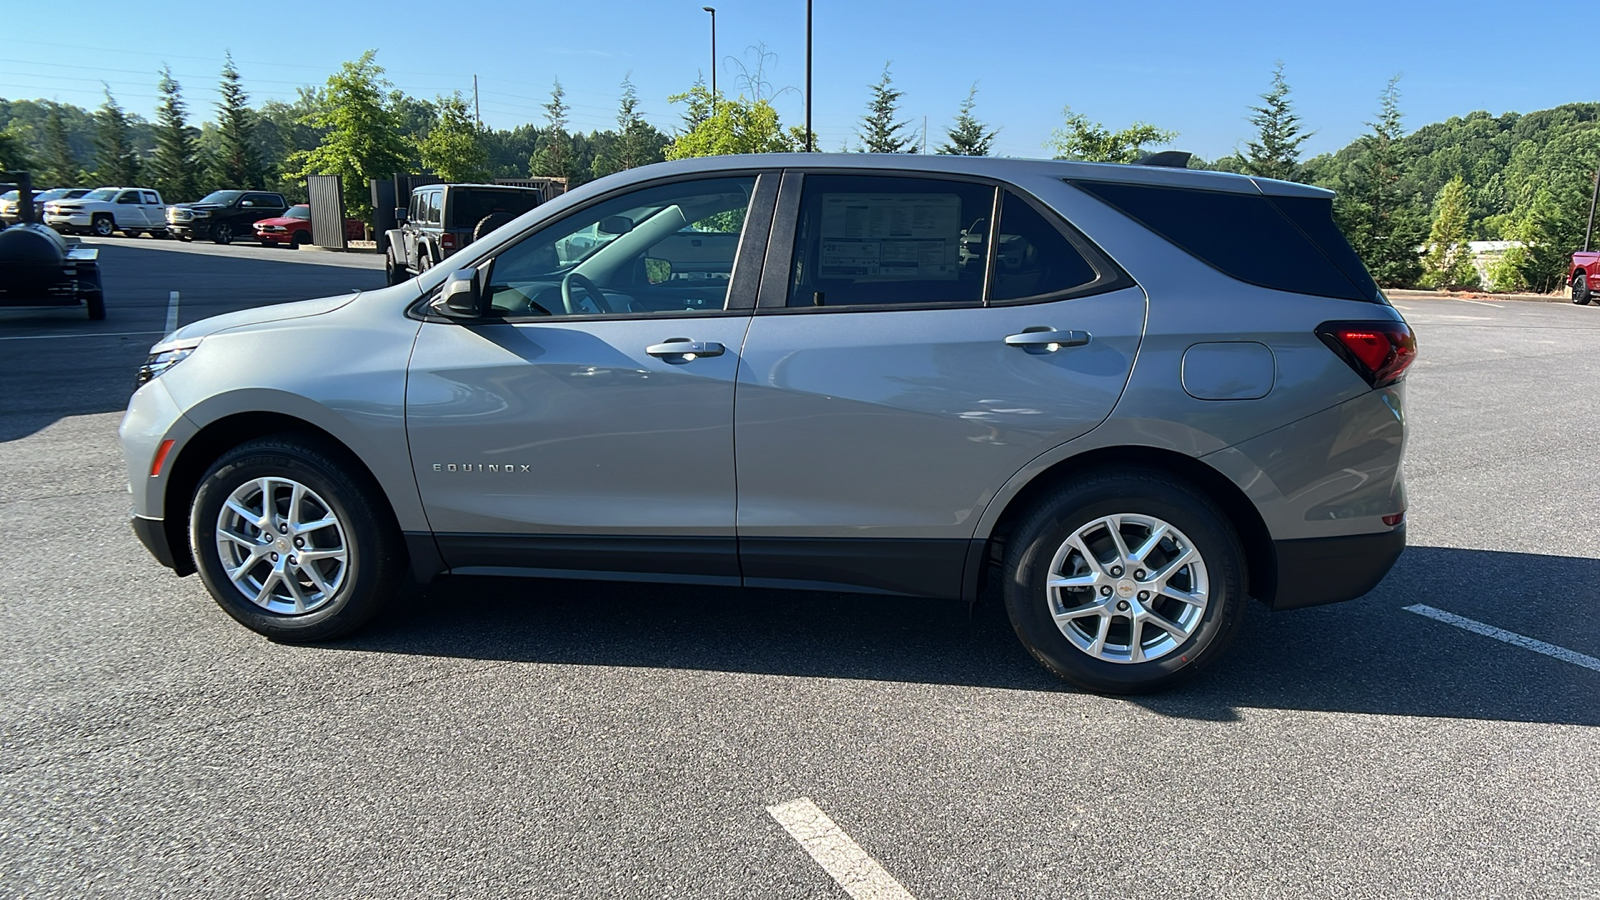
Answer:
561;272;614;315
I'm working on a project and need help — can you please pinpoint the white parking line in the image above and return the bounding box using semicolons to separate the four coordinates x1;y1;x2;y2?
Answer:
164;291;180;336
1404;604;1600;673
0;330;164;342
1453;297;1504;308
767;797;916;900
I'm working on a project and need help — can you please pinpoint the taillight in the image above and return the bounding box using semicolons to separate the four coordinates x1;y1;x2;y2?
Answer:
440;232;457;251
1316;320;1416;388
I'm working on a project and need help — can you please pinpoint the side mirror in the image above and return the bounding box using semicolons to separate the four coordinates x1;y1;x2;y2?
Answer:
599;215;634;235
395;207;408;224
644;257;672;285
437;268;484;318
241;200;254;207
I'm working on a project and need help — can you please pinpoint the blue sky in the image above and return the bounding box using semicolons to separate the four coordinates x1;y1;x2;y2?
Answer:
6;0;1593;160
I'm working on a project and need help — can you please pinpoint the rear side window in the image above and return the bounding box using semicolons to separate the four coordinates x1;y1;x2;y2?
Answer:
990;192;1100;302
788;174;993;308
1072;181;1378;302
427;191;443;225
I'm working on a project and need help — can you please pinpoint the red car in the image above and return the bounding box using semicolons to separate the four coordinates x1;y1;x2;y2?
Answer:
253;204;312;248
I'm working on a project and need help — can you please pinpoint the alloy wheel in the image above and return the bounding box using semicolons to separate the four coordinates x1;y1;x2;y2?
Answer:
214;476;349;615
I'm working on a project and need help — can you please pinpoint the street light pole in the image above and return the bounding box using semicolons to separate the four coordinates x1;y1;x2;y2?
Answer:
806;0;813;151
702;7;717;111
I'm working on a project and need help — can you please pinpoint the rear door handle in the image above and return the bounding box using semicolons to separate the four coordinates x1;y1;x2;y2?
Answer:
645;338;726;360
1004;328;1090;354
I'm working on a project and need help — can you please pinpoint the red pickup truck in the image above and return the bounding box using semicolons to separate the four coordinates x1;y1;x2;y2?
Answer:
1568;251;1600;304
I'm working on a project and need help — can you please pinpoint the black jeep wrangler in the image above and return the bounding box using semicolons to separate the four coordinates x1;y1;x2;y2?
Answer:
383;183;542;285
166;190;289;244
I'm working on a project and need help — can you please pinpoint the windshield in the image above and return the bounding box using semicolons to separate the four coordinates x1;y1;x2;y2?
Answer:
197;190;244;206
84;189;117;202
33;189;69;201
1;191;15;202
287;206;310;220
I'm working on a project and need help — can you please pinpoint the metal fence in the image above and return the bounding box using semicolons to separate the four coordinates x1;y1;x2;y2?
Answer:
306;175;346;250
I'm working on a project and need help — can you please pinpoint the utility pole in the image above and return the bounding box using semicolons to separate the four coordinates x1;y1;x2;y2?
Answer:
806;0;814;151
473;74;481;126
1587;164;1599;251
703;7;717;112
922;116;927;154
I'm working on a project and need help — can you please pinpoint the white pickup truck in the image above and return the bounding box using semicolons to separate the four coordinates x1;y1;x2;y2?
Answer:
43;187;169;238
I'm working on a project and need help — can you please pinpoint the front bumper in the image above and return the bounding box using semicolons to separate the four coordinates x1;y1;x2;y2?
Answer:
168;223;208;238
255;230;293;244
44;213;91;229
131;513;189;573
1269;526;1406;610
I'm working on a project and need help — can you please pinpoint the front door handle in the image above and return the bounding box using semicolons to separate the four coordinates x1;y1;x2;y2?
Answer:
1004;328;1090;354
645;338;726;361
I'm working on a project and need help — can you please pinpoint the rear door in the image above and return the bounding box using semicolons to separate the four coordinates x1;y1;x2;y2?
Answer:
733;170;1146;597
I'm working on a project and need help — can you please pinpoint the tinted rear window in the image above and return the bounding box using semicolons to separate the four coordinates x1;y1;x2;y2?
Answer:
1071;181;1378;302
449;190;541;229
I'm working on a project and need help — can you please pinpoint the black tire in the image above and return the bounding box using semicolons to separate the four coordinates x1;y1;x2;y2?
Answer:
189;435;406;642
1001;468;1247;694
473;211;516;243
84;290;105;321
417;247;433;273
1574;273;1591;305
90;215;114;238
384;247;406;285
292;230;310;248
259;240;274;248
211;222;235;245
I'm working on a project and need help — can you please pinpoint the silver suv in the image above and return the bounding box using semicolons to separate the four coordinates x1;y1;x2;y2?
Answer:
120;154;1414;693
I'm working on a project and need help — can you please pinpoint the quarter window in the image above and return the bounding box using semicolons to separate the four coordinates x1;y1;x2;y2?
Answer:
786;175;994;308
483;176;757;318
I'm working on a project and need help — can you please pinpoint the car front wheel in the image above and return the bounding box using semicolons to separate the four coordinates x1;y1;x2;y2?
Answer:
1574;273;1591;305
1002;469;1246;694
189;436;405;641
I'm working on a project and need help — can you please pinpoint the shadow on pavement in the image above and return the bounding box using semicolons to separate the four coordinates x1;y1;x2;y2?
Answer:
341;544;1599;727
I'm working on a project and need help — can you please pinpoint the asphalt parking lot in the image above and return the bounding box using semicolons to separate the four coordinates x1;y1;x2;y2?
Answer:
1;238;1596;898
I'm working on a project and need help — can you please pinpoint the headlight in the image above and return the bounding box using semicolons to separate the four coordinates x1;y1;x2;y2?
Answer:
135;344;199;387
191;209;210;217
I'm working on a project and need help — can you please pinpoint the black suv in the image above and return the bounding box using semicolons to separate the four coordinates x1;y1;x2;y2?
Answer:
383;183;542;285
166;190;289;244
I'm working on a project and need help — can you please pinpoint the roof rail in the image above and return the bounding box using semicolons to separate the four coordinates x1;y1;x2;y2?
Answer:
1133;151;1192;169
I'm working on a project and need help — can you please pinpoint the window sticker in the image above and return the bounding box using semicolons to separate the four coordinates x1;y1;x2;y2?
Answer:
817;193;962;281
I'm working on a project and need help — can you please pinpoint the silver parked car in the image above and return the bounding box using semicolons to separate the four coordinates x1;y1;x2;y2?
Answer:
120;154;1414;693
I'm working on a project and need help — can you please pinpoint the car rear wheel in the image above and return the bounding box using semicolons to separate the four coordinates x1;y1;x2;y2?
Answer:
1574;273;1591;305
384;247;406;285
189;436;406;641
1002;469;1246;694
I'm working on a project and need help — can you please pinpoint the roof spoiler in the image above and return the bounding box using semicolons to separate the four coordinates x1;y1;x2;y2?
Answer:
1133;151;1192;169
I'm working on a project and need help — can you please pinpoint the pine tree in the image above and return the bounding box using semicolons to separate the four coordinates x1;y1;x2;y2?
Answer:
529;78;574;182
416;93;489;182
858;63;916;153
150;65;201;202
1335;76;1425;287
211;52;264;188
1421;176;1479;289
0;126;32;171
592;75;660;179
1245;61;1311;182
936;84;997;157
40;102;80;186
94;87;140;186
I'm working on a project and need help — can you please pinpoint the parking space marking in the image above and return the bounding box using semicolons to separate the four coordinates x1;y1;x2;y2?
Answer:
1404;604;1600;673
0;330;164;342
165;291;180;336
767;797;917;900
1453;297;1505;308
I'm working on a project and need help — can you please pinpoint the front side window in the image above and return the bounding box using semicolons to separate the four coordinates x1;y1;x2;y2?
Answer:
483;176;756;318
787;174;994;308
117;191;141;205
287;206;311;220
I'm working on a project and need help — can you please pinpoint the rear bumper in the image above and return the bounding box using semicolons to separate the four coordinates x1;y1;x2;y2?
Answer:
1268;526;1405;610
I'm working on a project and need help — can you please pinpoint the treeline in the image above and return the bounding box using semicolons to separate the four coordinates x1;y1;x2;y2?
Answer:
0;50;1593;291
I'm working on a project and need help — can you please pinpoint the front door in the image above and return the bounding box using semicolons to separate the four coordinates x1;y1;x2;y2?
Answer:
406;172;775;584
734;172;1146;598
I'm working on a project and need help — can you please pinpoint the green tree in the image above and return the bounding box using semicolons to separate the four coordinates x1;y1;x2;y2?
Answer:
1244;61;1311;182
1421;176;1479;289
149;64;201;202
417;93;489;182
529;79;575;181
1047;106;1174;163
93;87;140;186
936;83;997;157
665;84;797;158
39;102;81;185
209;52;264;189
289;50;412;220
858;63;916;153
0;125;31;171
591;75;664;179
1334;76;1425;287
